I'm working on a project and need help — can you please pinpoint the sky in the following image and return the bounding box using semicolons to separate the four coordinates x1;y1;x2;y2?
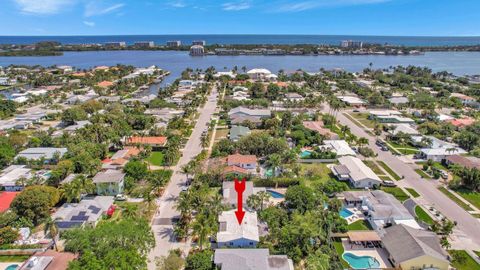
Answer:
0;0;479;36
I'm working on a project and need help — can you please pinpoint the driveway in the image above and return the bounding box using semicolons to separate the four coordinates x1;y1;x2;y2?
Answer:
323;104;480;251
147;86;218;269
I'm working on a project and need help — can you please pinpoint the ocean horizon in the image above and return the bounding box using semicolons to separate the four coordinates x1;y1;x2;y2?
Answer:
1;34;480;46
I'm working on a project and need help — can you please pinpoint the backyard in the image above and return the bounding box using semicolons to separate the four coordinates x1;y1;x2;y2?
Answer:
297;163;336;186
347;220;371;231
145;151;164;166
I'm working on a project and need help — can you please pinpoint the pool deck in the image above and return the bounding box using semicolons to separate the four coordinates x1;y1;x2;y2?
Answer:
0;262;23;270
343;207;366;225
341;238;393;268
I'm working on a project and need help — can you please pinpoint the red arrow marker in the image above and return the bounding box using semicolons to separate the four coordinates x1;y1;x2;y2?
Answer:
234;178;246;225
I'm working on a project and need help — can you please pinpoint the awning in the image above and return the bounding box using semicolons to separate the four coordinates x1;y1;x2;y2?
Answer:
347;231;381;242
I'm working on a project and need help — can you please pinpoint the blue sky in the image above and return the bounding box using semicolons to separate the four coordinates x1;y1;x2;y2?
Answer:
1;0;479;36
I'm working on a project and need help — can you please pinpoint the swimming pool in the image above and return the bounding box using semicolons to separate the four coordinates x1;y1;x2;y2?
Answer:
343;253;380;269
6;264;19;270
339;208;354;218
300;150;312;158
266;190;285;199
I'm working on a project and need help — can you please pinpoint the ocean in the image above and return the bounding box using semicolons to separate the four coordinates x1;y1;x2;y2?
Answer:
1;35;480;46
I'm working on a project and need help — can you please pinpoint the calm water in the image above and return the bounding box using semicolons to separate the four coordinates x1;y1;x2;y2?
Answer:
1;51;479;85
1;35;480;46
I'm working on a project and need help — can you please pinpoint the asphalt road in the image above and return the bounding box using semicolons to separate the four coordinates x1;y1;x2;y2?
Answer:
147;86;218;269
323;105;480;250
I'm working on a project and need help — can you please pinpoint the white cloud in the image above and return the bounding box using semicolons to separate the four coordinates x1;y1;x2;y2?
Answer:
222;1;251;11
83;21;95;27
13;0;75;15
275;0;391;12
84;2;125;17
168;1;187;8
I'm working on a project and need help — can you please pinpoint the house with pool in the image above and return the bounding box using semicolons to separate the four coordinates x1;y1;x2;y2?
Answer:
381;224;450;270
341;190;420;230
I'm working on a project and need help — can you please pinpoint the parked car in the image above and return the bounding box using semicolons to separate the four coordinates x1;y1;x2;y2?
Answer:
376;139;386;147
115;194;127;201
381;145;389;151
381;180;397;187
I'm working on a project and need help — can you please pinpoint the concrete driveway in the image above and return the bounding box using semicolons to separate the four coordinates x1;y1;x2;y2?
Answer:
147;86;219;269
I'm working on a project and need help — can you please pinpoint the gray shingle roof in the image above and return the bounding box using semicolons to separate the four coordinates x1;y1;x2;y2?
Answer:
382;224;448;264
214;249;293;270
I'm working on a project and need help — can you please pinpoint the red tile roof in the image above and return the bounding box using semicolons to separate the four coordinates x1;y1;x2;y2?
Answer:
227;154;257;164
97;81;114;88
27;250;77;270
223;165;248;175
127;136;168;146
449;118;475;127
0;192;20;212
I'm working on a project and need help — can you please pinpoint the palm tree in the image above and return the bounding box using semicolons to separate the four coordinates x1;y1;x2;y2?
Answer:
191;213;213;250
266;154;282;177
357;137;369;148
44;217;59;251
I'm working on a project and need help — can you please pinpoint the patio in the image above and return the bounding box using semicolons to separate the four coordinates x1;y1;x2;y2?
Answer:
341;238;393;268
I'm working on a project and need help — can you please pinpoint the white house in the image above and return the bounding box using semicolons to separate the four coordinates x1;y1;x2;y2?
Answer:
320;140;356;156
15;147;68;162
217;210;259;248
331;156;382;188
342;191;420;230
0;165;32;191
247;68;273;81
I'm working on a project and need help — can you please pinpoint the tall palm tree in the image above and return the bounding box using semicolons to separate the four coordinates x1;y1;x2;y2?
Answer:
44;217;59;251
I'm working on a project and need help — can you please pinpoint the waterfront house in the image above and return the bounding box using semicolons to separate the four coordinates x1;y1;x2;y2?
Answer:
247;68;275;81
381;224;449;270
331;156;381;188
92;170;125;196
217;210;259;248
214;249;294;270
53;196;114;231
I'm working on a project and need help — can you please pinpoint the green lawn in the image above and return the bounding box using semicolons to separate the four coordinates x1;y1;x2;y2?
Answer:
438;187;474;211
415;169;432;179
363;160;384;175
0;255;30;262
381;187;410;202
415;206;434;225
379;175;392;181
378;161;401;180
333;240;349;268
406;188;420;198
347;220;371;231
453;188;480;210
448;250;480;270
297;163;336;187
350;112;375;128
145;151;164;166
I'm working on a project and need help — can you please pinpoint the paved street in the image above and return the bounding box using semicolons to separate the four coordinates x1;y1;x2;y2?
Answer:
147;86;218;269
322;104;480;251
